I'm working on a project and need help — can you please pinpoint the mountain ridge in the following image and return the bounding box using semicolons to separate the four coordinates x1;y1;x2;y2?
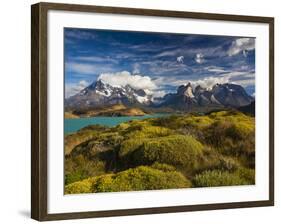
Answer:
65;79;254;112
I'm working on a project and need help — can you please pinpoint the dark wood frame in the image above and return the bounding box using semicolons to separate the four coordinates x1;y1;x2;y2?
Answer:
31;2;274;221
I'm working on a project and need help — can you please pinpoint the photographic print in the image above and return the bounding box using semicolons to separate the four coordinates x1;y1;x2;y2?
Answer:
64;28;255;194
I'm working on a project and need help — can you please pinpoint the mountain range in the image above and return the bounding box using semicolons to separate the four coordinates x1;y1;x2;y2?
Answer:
65;79;254;112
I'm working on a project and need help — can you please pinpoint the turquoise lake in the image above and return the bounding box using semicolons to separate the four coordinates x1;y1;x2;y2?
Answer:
64;113;168;135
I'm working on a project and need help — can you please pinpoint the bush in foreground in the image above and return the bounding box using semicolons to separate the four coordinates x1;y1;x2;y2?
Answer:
93;166;191;192
130;135;204;171
65;166;191;194
65;177;94;194
193;168;255;187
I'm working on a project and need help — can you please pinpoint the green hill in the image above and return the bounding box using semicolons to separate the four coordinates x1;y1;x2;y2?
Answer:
65;104;147;117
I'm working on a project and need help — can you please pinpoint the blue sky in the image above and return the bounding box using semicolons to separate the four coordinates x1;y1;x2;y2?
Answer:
64;28;255;98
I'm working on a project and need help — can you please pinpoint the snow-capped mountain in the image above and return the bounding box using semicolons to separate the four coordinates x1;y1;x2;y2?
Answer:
66;79;253;111
160;82;254;110
65;79;152;109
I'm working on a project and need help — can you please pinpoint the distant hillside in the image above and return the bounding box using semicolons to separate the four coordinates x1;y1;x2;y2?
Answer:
238;101;255;116
64;112;79;119
66;104;146;118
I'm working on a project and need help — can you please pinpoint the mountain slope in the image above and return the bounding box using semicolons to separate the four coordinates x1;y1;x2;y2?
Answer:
160;83;253;111
65;79;254;112
65;80;152;109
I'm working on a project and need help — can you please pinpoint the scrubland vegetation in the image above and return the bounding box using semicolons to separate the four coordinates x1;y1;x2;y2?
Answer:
64;110;255;194
65;104;147;118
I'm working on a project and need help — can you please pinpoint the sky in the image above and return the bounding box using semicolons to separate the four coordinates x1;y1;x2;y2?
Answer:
64;28;255;98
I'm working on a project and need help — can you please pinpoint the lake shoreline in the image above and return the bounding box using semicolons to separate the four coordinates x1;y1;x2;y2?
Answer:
64;113;170;135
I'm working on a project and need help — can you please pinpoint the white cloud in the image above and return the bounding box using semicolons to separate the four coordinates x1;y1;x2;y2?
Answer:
154;70;255;91
191;76;230;89
195;53;204;64
152;90;167;98
65;80;89;98
155;49;182;58
98;71;157;91
243;50;248;57
66;62;115;75
204;66;226;73
144;59;189;75
132;63;141;74
74;56;118;64
227;38;255;56
176;56;184;63
66;62;97;74
192;71;255;89
65;30;96;40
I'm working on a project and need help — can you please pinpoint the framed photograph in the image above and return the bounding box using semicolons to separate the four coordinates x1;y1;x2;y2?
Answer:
31;2;274;221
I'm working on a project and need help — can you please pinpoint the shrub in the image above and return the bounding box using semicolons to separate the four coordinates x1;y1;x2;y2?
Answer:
65;170;87;185
152;114;213;130
203;119;255;158
65;177;94;194
193;169;254;187
92;166;191;193
64;130;98;155
197;149;240;173
65;155;106;185
236;168;255;184
124;124;173;139
130;135;204;171
151;162;176;172
70;131;122;159
119;138;147;158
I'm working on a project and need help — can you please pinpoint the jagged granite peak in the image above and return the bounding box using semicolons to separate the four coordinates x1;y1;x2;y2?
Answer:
66;79;254;112
194;85;206;96
160;82;253;110
177;82;194;98
211;83;253;107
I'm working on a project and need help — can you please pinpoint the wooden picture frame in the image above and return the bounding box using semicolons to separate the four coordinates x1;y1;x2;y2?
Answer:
31;2;274;221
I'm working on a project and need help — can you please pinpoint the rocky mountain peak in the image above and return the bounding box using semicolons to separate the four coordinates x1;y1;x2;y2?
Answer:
160;82;254;110
66;79;153;109
177;82;194;98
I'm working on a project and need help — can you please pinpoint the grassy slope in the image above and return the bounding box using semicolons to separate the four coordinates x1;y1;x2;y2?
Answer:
65;104;146;118
64;111;79;119
64;110;255;193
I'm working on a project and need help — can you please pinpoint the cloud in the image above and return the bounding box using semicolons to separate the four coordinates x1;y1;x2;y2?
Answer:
195;53;204;64
204;66;226;73
189;72;254;89
155;48;183;58
227;38;255;56
143;59;189;75
65;29;97;40
66;63;96;74
98;71;157;91
66;62;115;75
176;56;184;63
243;50;248;57
73;56;118;64
65;80;89;98
154;70;255;91
191;76;230;89
152;90;167;98
132;63;141;74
